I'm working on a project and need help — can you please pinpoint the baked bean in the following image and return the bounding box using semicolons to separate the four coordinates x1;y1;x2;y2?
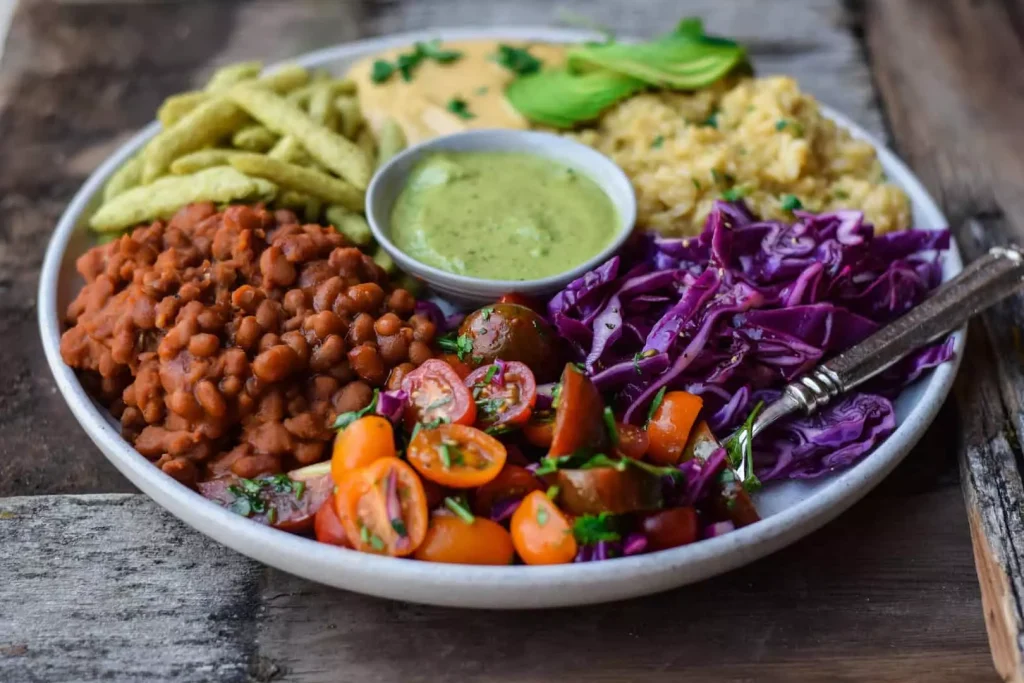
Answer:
408;340;433;366
313;276;343;313
274;209;299;225
346;283;384;314
347;343;385;385
167;389;202;420
306;310;343;340
283;288;307;315
348;313;375;346
410;315;437;343
222;204;262;233
387;288;416;316
253;345;299;382
293;440;325;465
327;361;355;384
220;375;243;396
231;452;282;479
255;299;280;331
332;380;373;414
310;334;345;372
231;284;264;312
222;348;248;376
260;245;296;287
235;316;261;350
378;333;410;365
258;333;281;353
195;379;227;417
161;457;198;486
188;333;220;357
386;362;416;391
328;247;363;275
281;330;310;366
374;312;401;337
311;375;339;399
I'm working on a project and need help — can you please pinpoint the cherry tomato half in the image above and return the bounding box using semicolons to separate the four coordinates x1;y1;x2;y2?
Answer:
642;507;699;551
510;491;577;565
439;353;472;380
335;457;428;557
464;361;537;428
713;473;761;528
523;410;555;449
497;292;544;314
647;391;704;465
550;364;609;457
614;422;649;460
331;415;396;486
554;466;663;516
406;423;507;488
314;494;350;547
470;464;544;518
198;472;333;534
401;359;477;428
414;513;515;565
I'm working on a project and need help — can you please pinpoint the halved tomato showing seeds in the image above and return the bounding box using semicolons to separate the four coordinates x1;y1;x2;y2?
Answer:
464;361;537;429
406;423;507;488
400;359;476;428
334;457;428;557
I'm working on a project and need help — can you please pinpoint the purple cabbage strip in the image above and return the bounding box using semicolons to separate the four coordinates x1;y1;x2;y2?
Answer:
376;389;408;425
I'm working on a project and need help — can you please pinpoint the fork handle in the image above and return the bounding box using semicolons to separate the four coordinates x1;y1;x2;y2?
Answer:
749;245;1024;440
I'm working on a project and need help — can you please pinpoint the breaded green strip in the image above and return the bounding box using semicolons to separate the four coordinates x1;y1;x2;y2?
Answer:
276;190;311;210
287;79;357;108
267;135;307;163
325;205;373;246
308;84;339;130
103;155;144;202
169;149;248;175
372;244;395;274
232;125;278;152
227;85;371;190
304;197;323;223
205;61;263;92
258;64;310;94
334;95;363;139
229;153;364;211
375;118;407;169
157;91;208;127
142;97;249;183
90;167;277;232
355;127;376;167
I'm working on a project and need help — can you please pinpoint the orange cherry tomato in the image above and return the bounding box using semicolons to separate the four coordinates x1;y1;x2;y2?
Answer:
642;507;699;551
331;415;396;485
439;353;472;380
470;464;544;518
614;422;649;460
523;409;555;449
334;457;428;557
401;359;477;428
464;361;537;428
406;423;507;488
414;513;515;565
646;391;704;465
510;490;577;565
549;364;609;457
497;292;545;314
314;496;350;547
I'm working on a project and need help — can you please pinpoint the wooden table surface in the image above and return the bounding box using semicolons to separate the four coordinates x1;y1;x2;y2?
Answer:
1;0;1021;681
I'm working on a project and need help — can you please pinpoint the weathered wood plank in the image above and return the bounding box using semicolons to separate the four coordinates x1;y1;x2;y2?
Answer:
0;491;995;682
861;0;1024;680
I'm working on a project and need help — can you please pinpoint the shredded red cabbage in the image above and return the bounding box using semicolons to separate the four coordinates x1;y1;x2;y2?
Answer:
547;201;954;481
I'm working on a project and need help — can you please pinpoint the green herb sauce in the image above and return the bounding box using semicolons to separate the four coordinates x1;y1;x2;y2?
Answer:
390;151;618;280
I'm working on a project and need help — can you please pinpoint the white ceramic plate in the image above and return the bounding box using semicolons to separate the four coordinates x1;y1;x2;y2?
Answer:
38;27;965;609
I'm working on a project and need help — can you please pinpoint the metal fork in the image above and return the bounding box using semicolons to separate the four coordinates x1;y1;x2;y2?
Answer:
731;245;1024;478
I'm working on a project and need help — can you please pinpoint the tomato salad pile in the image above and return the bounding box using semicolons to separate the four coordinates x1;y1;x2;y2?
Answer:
202;299;760;565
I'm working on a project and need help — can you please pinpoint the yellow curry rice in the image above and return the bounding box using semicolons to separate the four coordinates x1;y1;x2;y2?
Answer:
573;76;910;237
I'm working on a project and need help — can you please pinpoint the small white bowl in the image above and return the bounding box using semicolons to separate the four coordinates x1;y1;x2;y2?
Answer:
365;129;637;306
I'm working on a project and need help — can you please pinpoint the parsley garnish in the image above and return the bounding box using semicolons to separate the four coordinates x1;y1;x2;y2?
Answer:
333;389;379;430
573;512;621;545
417;38;463;63
369;533;386;551
360;524;370;544
691;177;702;191
293;481;306;500
774;119;787;131
446;98;475;120
534;449;681;479
702;110;719;128
646;386;667;425
371;40;463;84
651;135;665;149
536;506;549;526
480;364;498;385
603;406;618;445
370;60;395;83
775;119;804;136
227;475;300;519
493;44;542;75
480;307;493;321
439;443;452;469
724;401;765;492
437;332;474;360
710;169;723;185
781;194;802;211
391;518;408;537
444;496;475;524
721;188;745;202
545;485;560;500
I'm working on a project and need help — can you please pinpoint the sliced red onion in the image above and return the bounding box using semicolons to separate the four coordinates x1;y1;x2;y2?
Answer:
704;520;735;538
535;383;556;410
384;468;409;551
489;497;521;523
525;462;540;474
444;312;465;332
574;545;593;563
492;359;508;387
376;389;408;425
622;533;648;556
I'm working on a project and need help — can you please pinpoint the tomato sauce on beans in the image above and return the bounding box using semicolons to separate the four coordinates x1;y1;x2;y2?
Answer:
60;202;436;488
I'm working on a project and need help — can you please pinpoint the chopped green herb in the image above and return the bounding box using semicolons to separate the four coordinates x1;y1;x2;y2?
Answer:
439;443;452;469
480;364;499;385
603;406;618;445
710;169;722;185
333;389;380;430
266;507;277;525
391;518;408;537
369;533;386;551
774;119;787;131
396;52;419;82
425;394;453;411
646;386;667;424
444;496;475;524
536;506;549;526
534;449;681;479
691;177;702;191
446;97;475;120
632;352;643;375
545;485;561;500
572;512;621;544
493;44;543;76
721;188;745;202
370;60;395;83
437;333;474;360
480;307;493;321
702;111;719;128
775;119;804;136
781;194;802;211
651;135;665;149
724;401;765;492
416;38;463;63
293;481;306;501
360;524;370;544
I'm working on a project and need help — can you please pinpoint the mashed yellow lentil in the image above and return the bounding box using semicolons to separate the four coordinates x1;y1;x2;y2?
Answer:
574;76;911;237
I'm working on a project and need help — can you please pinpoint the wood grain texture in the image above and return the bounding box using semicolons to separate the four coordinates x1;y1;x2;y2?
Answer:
861;0;1024;679
0;491;996;683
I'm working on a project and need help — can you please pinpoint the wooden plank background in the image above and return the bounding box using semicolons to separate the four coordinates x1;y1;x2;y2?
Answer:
1;0;1020;680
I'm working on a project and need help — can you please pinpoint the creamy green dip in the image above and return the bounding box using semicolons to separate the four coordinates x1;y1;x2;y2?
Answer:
389;151;618;280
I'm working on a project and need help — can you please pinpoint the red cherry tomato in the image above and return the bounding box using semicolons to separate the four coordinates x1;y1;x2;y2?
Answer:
401;359;477;428
470;464;544;518
550;364;609;456
198;472;333;534
314;495;350;547
614;422;649;460
464;361;537;428
497;293;545;314
439;353;472;380
642;507;699;551
523;410;555;449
